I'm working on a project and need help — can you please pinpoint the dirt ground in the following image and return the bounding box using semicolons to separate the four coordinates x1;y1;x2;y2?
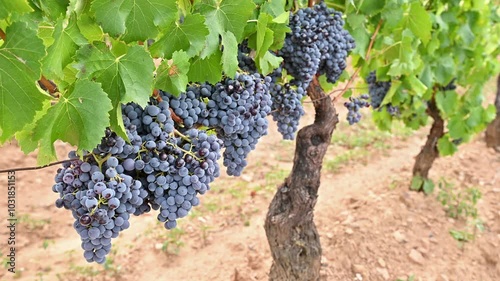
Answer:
0;100;499;281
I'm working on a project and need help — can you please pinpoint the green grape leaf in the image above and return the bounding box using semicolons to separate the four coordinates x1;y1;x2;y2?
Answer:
405;2;431;44
447;116;468;139
221;31;238;77
0;22;49;143
422;178;435;194
437;136;458;156
410;175;424;191
15;100;51;154
0;0;33;20
155;51;190;97
188;50;223;84
405;75;428;97
261;0;286;17
77;14;104;42
197;0;256;41
30;0;70;22
33;80;112;165
359;0;385;16
350;28;370;58
76;43;154;139
435;90;458;118
150;14;209;59
42;15;87;80
91;0;177;42
257;51;282;75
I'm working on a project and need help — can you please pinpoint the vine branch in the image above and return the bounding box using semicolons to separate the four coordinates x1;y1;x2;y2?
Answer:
0;159;73;174
0;28;5;40
308;0;315;7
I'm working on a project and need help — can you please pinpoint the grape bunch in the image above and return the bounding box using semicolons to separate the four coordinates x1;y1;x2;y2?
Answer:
237;41;307;140
52;94;222;263
344;94;370;125
366;72;399;116
53;154;144;263
200;73;273;176
270;82;306;139
279;1;355;86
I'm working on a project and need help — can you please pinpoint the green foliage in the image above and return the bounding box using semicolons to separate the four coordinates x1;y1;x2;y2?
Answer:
328;0;500;156
437;179;484;245
437;179;481;219
0;0;290;164
410;175;435;194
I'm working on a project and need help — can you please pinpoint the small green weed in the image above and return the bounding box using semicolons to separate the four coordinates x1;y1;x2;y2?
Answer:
437;179;483;245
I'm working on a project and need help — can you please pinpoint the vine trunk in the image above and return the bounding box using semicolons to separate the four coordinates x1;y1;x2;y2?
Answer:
485;75;500;151
412;96;444;190
264;77;338;281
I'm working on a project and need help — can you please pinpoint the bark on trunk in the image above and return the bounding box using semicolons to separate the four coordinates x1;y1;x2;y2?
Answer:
412;96;444;190
264;77;338;281
485;75;500;151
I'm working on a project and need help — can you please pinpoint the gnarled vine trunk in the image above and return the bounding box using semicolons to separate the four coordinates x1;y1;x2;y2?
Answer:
485;75;500;151
412;96;444;189
264;77;338;281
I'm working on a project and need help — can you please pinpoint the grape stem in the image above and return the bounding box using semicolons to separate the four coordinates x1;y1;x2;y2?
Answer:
173;129;191;143
0;159;74;174
0;28;5;40
308;0;315;7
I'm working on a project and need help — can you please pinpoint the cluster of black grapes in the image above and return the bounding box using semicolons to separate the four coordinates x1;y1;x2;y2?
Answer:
198;73;273;176
270;82;306;139
344;94;370;125
238;42;306;140
366;71;399;116
278;1;355;86
53;96;223;263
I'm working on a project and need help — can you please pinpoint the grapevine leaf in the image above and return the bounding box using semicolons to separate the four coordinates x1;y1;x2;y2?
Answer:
437;136;457;156
77;14;104;42
255;13;274;59
91;0;177;42
406;2;431;44
458;23;475;45
447;116;467;139
121;0;178;42
0;22;49;143
33;80;112;165
30;0;70;22
221;31;238;77
422;179;435;194
433;55;455;85
15;100;51;154
42;15;87;80
257;51;282;75
187;50;223;84
261;0;286;17
0;0;33;20
359;0;385;16
350;28;370;58
91;0;130;37
155;51;190;97
76;43;154;138
405;75;427;97
435;91;458;118
197;0;256;41
272;12;289;24
410;175;424;191
150;14;209;59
